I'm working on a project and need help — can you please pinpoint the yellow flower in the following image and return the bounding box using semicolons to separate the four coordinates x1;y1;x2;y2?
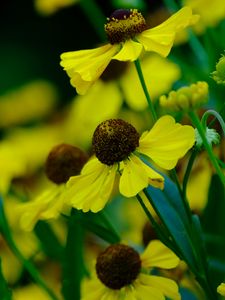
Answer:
60;7;198;94
0;80;57;128
34;0;77;16
160;81;209;112
65;115;195;212
19;143;88;231
183;0;225;29
217;283;225;296
81;240;181;300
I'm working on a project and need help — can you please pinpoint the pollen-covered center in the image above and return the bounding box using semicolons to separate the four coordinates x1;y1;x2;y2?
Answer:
105;8;147;44
96;244;141;290
92;119;139;166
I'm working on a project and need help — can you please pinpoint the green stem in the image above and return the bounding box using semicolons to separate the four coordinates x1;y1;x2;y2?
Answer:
134;59;158;122
136;194;178;254
201;109;225;136
170;168;193;223
0;204;59;300
189;111;225;185
182;148;198;200
79;0;106;41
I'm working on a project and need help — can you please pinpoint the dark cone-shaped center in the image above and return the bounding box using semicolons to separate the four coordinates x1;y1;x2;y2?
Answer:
96;244;141;290
45;143;88;184
92;119;139;166
105;8;147;44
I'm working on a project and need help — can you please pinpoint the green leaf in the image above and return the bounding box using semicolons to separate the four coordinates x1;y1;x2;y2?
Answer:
62;210;85;300
201;174;225;260
145;174;198;273
34;221;64;261
81;211;120;244
0;259;12;300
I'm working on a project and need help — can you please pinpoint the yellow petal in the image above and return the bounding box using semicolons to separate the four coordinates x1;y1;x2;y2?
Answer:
60;43;120;94
119;154;164;197
112;39;143;62
141;240;179;269
138;115;195;170
19;185;65;231
136;6;198;57
66;157;117;212
142;275;181;300
134;276;164;300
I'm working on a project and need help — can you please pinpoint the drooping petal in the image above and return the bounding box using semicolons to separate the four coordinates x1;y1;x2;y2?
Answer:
141;240;179;269
119;154;164;197
66;157;117;213
136;6;199;57
19;185;65;232
133;276;164;300
138;115;195;170
112;39;143;62
60;43;120;94
144;275;181;300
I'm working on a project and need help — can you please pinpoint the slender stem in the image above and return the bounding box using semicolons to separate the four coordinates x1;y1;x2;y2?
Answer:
0;205;59;300
134;59;158;122
189;111;225;185
182;148;198;200
79;0;106;41
136;194;178;254
201;109;225;136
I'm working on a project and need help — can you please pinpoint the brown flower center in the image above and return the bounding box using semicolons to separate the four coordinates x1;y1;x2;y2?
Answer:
92;119;139;166
45;143;88;184
96;244;141;290
105;9;147;44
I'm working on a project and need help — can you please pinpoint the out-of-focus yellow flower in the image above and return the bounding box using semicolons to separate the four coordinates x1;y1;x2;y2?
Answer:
185;154;212;212
82;240;180;300
212;54;225;85
60;7;198;94
64;116;195;213
34;0;77;16
1;196;39;284
0;124;63;195
183;0;225;30
0;143;26;195
0;80;58;128
19;143;88;231
217;283;225;296
120;54;181;111
13;284;53;300
62;80;123;149
160;81;209;112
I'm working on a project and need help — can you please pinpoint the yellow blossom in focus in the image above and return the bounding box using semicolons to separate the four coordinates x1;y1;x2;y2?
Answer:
160;81;209;112
0;80;58;128
82;240;181;300
60;7;198;94
64;116;195;213
34;0;77;16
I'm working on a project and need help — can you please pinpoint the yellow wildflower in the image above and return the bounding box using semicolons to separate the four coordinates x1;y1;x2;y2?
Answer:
82;240;181;300
60;7;198;94
65;116;195;212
